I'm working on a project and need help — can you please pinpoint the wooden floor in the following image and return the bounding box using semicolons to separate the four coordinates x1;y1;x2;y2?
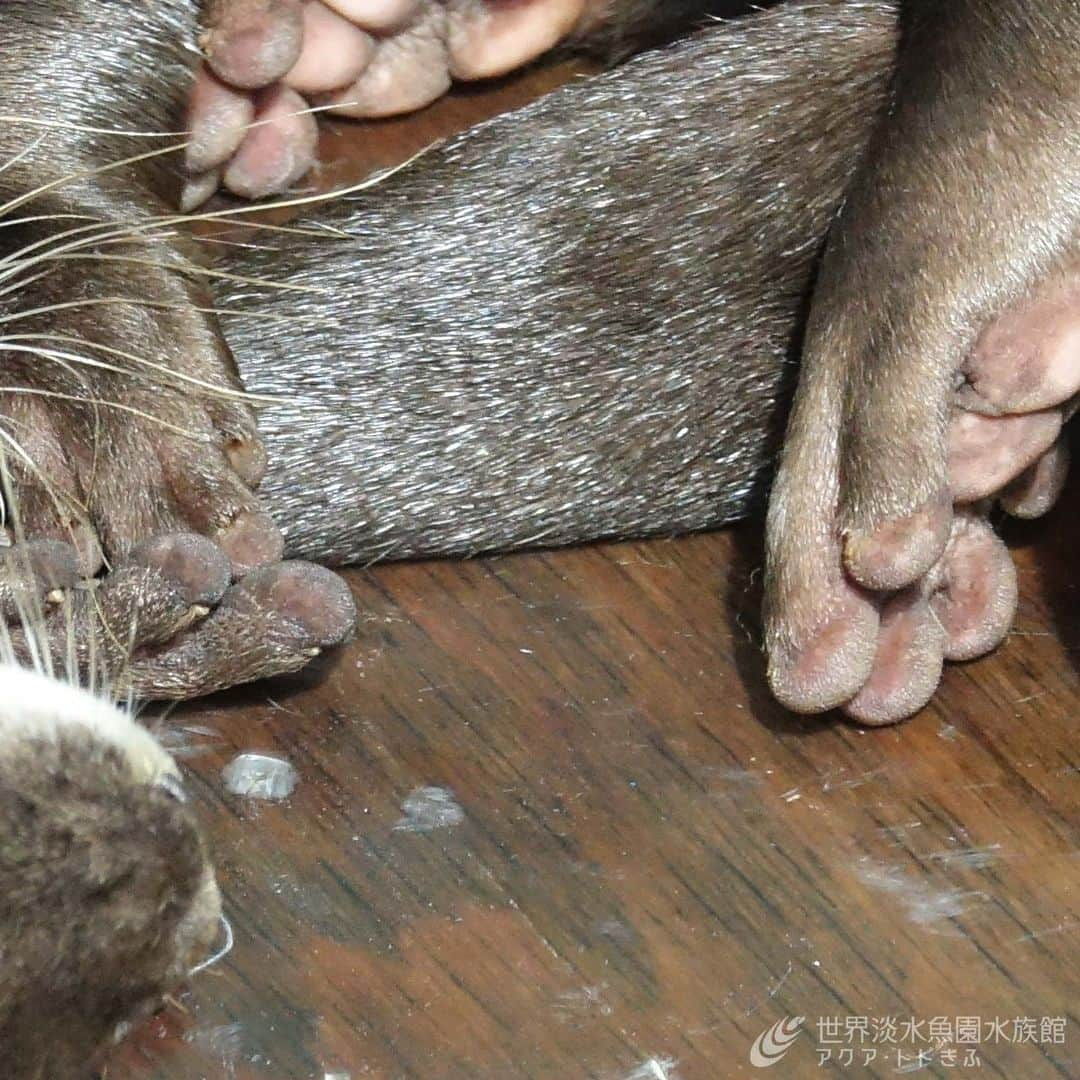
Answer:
107;63;1078;1080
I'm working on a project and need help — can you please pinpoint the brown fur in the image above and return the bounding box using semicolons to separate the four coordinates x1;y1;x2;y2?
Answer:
0;732;209;1078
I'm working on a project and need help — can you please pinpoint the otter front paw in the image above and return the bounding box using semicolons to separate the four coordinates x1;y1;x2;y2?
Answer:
0;199;358;698
2;533;357;699
763;3;1080;723
765;265;1078;725
183;0;593;205
0;247;282;576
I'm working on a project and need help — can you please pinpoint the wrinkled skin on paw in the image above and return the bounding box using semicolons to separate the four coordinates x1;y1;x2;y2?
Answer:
765;2;1080;724
1;533;356;699
183;0;609;204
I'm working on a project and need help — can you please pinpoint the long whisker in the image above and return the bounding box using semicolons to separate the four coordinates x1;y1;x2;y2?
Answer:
1;332;282;403
0;95;419;219
0;212;179;277
0;417;59;480
0;132;48;178
41;146;429;259
0;95;360;140
0;340;138;377
0;384;205;439
0;220;270;296
0;295;308;330
177;146;436;222
0;139;192;220
191;235;282;252
0;149;419;293
0;231;179;286
193;218;352;241
0;306;302;409
38;252;334;295
0;268;50;303
0;212;350;295
0;301;304;402
0;213;97;232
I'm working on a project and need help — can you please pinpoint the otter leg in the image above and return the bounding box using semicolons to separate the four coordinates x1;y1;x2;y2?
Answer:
0;0;285;576
765;2;1080;723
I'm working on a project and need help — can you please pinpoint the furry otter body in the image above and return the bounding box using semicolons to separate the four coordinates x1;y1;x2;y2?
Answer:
0;0;894;701
220;3;893;564
213;0;1080;727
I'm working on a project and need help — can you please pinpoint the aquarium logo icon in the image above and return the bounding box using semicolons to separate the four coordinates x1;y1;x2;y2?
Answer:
750;1016;805;1068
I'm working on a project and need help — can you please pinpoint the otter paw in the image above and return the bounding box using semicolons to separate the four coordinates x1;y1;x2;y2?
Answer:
184;0;593;204
3;533;357;699
765;269;1079;724
0;250;283;576
126;558;358;698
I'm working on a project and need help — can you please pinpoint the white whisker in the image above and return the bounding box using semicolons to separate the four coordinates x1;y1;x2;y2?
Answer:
0;95;360;140
0;268;50;303
0;326;284;402
0;139;191;220
0;383;207;439
39;252;333;295
178;146;437;223
191;236;282;252
0;132;48;178
0;212;98;231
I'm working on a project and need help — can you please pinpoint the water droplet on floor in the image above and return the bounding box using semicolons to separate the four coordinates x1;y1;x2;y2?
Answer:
222;752;299;801
393;786;464;833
